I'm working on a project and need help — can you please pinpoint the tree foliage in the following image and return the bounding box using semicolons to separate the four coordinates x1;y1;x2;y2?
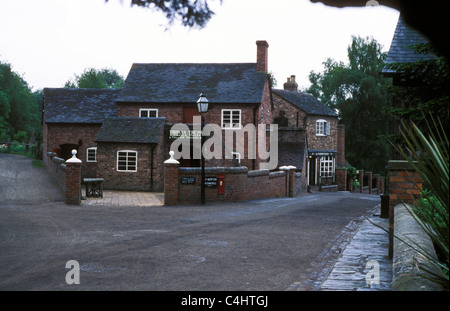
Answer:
64;68;124;89
0;61;41;143
106;0;219;28
384;43;449;136
307;36;392;174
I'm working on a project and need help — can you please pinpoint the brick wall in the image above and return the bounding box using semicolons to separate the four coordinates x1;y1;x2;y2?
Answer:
388;160;422;209
45;123;101;178
96;142;164;191
387;160;423;258
272;93;307;128
164;162;295;205
46;152;66;193
45;150;83;205
306;116;338;151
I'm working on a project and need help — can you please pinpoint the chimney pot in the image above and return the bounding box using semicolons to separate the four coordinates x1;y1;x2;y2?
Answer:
283;74;298;92
256;40;269;73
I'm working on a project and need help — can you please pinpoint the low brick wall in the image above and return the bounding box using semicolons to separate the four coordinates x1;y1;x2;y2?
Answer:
46;151;82;205
164;162;295;205
46;152;66;193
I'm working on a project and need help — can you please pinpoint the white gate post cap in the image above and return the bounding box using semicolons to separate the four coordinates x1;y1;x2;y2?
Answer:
66;149;82;163
164;151;180;164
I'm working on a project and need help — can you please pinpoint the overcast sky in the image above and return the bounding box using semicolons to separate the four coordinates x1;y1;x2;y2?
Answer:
0;0;400;92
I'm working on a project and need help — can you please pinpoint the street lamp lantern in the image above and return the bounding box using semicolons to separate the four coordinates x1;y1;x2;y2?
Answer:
197;92;209;114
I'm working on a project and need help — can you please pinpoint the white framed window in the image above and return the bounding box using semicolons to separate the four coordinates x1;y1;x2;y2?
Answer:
221;109;241;129
139;109;158;118
320;156;334;178
316;119;330;136
231;151;241;163
86;147;97;162
117;150;137;172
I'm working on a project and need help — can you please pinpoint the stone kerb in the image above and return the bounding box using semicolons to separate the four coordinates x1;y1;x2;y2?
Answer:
392;203;445;291
65;150;82;205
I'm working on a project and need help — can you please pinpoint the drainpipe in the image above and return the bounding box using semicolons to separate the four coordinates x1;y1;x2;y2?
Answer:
252;104;259;170
150;145;154;191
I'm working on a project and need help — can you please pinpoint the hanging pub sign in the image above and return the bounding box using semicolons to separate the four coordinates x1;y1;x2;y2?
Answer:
169;129;202;141
308;150;337;157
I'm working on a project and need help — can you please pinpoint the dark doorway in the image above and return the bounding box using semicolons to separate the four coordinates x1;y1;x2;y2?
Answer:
178;143;201;167
309;156;317;186
60;144;79;160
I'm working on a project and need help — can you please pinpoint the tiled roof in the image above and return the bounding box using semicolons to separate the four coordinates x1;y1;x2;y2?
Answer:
44;88;119;123
116;63;267;104
96;117;165;144
272;89;337;117
382;15;436;74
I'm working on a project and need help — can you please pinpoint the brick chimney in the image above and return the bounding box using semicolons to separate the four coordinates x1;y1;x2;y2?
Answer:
256;40;269;73
283;75;298;91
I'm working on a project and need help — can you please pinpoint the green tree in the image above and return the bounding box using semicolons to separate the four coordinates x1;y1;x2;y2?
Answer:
64;67;124;89
0;60;40;143
307;36;392;174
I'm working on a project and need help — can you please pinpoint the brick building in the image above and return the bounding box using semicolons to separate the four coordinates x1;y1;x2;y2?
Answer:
44;41;273;192
43;40;342;193
272;75;343;187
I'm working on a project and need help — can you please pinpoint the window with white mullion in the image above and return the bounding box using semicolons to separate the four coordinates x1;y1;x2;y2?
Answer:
139;109;158;118
221;109;241;129
117;150;138;172
86;147;97;162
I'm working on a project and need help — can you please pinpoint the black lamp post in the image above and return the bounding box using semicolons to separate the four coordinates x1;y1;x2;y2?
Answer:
197;92;209;205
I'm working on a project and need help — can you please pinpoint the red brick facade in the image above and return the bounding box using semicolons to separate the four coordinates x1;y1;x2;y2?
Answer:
44;123;102;178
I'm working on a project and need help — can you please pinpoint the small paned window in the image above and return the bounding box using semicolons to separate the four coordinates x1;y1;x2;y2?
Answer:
320;156;333;177
139;109;158;118
221;109;241;129
117;150;137;172
86;147;97;162
316;119;330;136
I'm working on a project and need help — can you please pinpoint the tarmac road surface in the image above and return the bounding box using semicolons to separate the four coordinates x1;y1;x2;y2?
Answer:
0;154;381;291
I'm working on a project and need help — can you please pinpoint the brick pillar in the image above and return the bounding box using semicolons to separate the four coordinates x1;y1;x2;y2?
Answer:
65;150;82;205
164;151;180;206
358;169;364;193
348;175;354;192
388;160;422;259
335;168;347;191
374;174;380;194
366;171;373;194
